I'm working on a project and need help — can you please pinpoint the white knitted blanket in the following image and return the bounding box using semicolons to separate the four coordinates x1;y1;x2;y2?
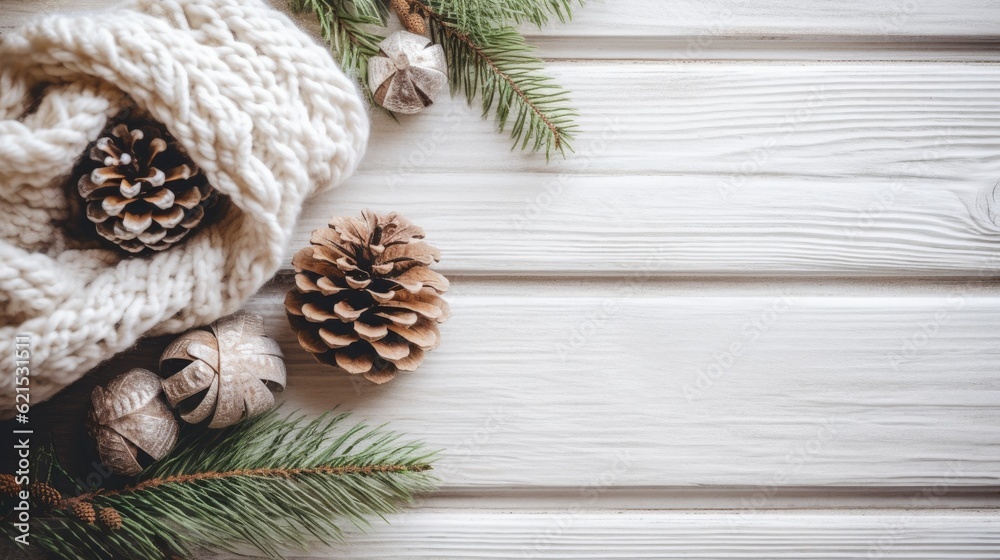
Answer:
0;0;369;417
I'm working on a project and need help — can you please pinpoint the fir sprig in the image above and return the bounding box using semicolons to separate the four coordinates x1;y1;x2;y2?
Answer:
291;0;580;157
423;0;580;31
9;411;437;560
421;6;576;156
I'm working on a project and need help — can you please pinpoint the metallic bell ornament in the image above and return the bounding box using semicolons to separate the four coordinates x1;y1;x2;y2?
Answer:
87;369;179;476
160;312;286;429
368;31;448;114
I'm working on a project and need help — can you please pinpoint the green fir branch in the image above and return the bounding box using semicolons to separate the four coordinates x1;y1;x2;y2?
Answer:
294;0;581;157
424;0;582;31
9;411;437;560
420;3;577;157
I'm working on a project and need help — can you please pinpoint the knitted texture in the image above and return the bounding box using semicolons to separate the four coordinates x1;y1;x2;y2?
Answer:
0;0;369;417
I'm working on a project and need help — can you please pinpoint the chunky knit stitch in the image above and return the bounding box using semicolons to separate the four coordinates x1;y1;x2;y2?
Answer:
0;0;369;417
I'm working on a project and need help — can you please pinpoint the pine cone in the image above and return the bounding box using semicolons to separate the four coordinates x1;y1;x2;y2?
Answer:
98;507;123;530
77;120;217;253
285;210;450;384
0;474;21;497
404;12;427;34
29;482;62;509
71;501;97;524
391;0;426;34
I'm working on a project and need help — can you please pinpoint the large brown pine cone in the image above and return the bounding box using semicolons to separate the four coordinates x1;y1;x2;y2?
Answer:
29;482;62;509
97;507;123;530
0;474;21;497
285;211;449;384
71;502;97;524
77;120;217;253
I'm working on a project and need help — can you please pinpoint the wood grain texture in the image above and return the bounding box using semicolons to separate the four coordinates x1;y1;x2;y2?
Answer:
354;62;1000;177
5;1;1000;556
278;510;1000;559
523;1;1000;40
4;0;1000;40
5;508;997;559
290;174;1000;276
532;39;1000;62
244;281;1000;488
288;62;1000;277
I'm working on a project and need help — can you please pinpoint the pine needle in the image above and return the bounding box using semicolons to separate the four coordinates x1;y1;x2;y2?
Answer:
425;0;582;30
294;0;581;157
420;2;576;157
8;410;437;560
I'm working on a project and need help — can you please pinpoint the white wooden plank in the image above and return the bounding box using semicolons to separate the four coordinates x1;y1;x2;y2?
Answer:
277;510;1000;559
527;0;1000;40
530;37;1000;62
354;62;1000;177
287;61;1000;277
245;283;1000;488
0;0;116;32
420;486;1000;509
289;174;1000;276
5;0;1000;40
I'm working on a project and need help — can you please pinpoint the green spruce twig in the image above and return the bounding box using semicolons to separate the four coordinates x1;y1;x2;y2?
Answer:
7;410;437;560
292;0;581;157
417;0;576;157
423;0;581;32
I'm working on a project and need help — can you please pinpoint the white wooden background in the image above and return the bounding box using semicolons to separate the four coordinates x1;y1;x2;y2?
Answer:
5;0;1000;558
